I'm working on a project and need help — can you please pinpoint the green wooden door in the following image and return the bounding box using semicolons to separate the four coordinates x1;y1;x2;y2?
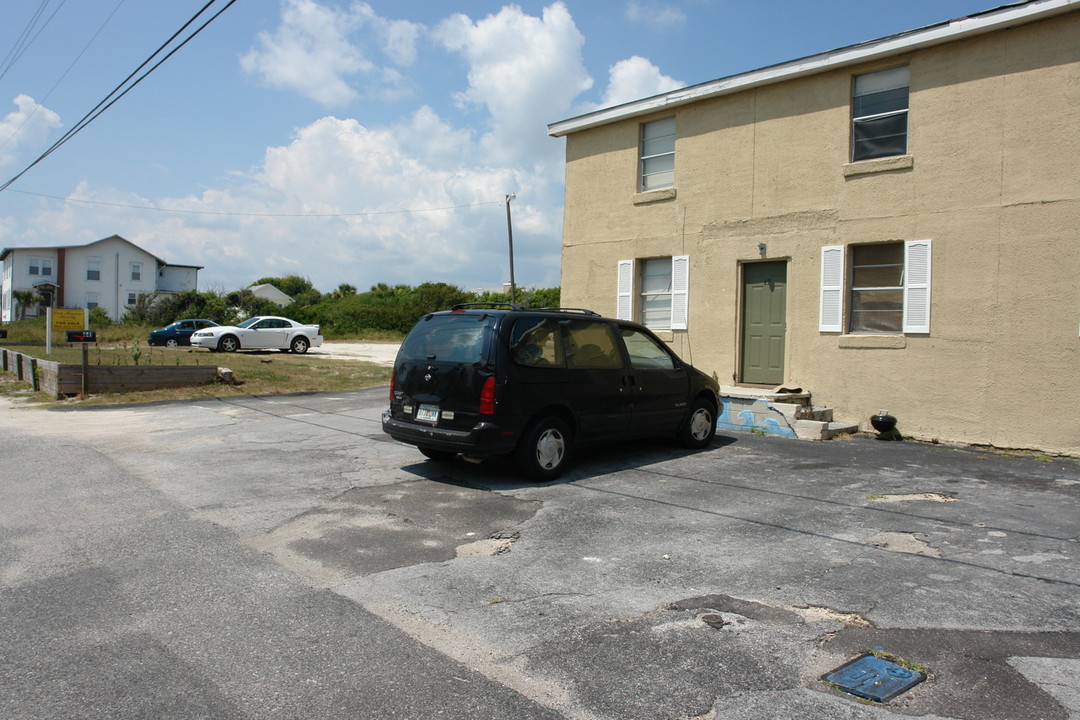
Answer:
741;262;787;385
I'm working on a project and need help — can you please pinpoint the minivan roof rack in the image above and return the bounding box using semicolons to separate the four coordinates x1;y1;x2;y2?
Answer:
534;307;600;316
450;302;525;311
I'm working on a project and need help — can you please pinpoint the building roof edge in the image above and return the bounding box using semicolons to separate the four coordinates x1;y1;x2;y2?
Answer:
548;0;1078;136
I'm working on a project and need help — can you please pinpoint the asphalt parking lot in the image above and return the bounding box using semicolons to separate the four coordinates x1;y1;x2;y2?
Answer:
1;388;1077;720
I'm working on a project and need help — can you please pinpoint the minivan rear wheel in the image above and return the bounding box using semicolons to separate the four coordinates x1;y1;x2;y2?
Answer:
517;416;572;481
419;446;456;462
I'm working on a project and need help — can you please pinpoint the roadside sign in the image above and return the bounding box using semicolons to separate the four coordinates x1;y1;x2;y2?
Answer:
47;307;90;354
51;308;87;331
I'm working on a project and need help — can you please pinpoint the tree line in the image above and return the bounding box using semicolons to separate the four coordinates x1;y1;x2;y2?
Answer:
118;276;560;336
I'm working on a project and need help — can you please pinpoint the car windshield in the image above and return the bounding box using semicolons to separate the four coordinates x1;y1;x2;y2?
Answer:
400;314;494;364
237;318;262;329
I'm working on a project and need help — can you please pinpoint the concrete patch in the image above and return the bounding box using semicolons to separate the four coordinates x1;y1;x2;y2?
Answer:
867;531;941;557
867;492;958;503
456;535;516;558
246;479;539;584
793;606;873;628
1008;657;1080;715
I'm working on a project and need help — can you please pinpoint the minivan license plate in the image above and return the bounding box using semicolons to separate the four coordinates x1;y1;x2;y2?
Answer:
416;404;439;423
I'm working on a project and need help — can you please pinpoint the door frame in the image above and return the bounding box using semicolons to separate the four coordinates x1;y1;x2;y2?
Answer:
738;259;789;385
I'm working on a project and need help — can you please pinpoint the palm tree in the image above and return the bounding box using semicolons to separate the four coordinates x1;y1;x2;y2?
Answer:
12;290;40;320
333;283;357;298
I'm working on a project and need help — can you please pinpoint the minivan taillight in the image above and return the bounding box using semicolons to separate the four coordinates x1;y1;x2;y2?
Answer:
479;376;496;415
388;372;395;403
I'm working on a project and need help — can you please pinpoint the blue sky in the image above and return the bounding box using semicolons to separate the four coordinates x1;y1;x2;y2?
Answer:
1;0;995;294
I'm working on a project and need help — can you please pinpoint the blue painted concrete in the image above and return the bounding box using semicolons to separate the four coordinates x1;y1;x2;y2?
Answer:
716;396;797;437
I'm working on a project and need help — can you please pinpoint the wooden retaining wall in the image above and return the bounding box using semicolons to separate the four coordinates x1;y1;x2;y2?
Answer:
2;347;217;398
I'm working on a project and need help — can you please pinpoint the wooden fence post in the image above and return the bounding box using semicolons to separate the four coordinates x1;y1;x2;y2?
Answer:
81;344;89;396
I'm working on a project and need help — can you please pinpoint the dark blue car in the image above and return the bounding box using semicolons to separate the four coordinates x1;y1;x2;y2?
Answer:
148;319;219;347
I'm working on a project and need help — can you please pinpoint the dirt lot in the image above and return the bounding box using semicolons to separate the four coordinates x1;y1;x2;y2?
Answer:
311;341;399;365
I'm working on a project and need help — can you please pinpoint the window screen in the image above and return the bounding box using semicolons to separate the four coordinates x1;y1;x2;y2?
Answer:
849;242;904;333
640;117;675;191
852;66;909;162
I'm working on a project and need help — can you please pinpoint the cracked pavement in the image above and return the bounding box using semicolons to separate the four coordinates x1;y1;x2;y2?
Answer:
1;388;1078;719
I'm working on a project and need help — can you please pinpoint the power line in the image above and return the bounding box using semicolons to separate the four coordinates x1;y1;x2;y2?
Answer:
0;0;127;157
0;0;238;194
6;188;505;217
0;0;68;83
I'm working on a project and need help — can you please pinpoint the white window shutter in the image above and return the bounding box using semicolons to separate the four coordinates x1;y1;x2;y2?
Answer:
903;240;932;333
819;245;845;332
616;260;634;321
670;255;689;330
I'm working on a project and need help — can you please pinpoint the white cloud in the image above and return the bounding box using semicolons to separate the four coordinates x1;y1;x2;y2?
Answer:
8;4;592;294
0;95;62;169
26;107;554;293
599;56;684;108
434;2;592;168
353;3;422;67
240;0;421;107
625;1;687;28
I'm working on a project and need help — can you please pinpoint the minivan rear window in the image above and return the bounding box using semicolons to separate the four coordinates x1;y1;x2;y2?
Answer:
400;314;494;364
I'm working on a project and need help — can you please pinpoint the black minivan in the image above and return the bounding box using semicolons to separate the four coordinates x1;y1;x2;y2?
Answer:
381;304;720;480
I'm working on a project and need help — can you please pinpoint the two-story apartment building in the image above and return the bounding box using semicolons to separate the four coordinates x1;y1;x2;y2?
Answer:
1;235;202;323
549;0;1079;455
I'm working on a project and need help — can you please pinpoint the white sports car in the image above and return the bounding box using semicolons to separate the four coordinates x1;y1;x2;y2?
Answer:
190;316;323;354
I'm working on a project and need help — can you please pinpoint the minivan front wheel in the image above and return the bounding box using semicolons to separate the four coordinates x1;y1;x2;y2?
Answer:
678;397;717;449
517;416;572;481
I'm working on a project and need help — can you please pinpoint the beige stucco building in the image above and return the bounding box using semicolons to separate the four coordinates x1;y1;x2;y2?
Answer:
549;0;1079;455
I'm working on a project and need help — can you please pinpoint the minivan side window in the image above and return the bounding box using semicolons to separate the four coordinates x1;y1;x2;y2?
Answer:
562;320;622;369
621;327;676;370
511;318;564;368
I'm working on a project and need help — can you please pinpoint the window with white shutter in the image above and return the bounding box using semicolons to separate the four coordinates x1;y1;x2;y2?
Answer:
902;240;931;333
819;246;844;332
616;256;690;329
819;240;932;335
616;260;634;320
671;255;689;330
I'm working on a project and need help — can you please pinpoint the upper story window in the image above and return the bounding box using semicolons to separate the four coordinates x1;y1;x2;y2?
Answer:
852;66;909;162
131;263;142;281
639;117;675;192
28;257;52;276
87;260;101;281
616;256;689;330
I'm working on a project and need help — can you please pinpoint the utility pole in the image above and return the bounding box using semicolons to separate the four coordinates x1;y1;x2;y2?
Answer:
505;193;517;304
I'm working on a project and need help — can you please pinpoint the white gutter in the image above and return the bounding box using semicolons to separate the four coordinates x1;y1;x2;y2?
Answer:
548;0;1078;137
